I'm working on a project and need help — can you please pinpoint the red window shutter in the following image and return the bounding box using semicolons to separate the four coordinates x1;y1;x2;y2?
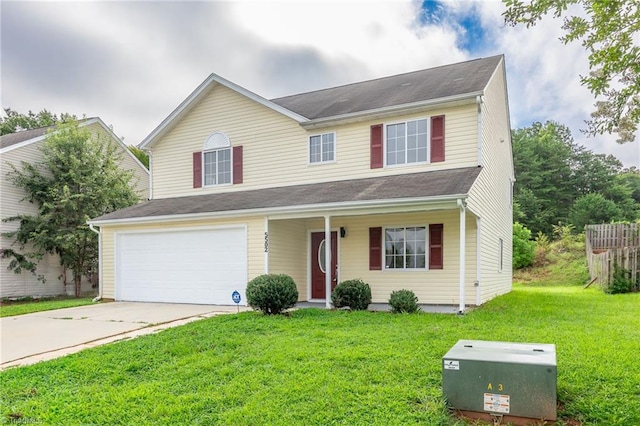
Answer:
429;224;444;269
430;115;445;163
370;124;383;169
233;145;243;184
369;227;382;270
193;152;202;188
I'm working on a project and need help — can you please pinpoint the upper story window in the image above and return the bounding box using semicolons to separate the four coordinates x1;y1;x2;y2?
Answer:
203;132;231;186
370;115;444;169
309;132;335;164
386;119;428;166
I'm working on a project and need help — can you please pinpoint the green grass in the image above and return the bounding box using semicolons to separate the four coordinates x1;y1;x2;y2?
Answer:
1;285;639;425
0;297;95;318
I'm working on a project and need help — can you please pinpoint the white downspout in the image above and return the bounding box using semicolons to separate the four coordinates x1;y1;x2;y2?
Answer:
145;149;153;200
88;223;102;302
457;199;466;314
264;217;269;274
475;217;482;306
476;95;483;167
324;215;332;309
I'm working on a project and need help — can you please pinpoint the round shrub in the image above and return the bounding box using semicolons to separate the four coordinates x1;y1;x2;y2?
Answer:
246;274;298;315
389;289;420;313
331;279;371;311
513;222;535;269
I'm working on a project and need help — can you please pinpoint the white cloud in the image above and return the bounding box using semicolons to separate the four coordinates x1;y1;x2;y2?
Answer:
1;0;637;166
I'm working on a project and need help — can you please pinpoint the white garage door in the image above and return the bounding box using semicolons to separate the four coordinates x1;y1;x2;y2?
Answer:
115;227;247;305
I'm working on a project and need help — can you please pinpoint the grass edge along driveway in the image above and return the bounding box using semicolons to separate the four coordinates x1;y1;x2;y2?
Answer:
1;285;639;425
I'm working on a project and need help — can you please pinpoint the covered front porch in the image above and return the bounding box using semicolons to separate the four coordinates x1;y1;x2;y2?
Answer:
263;200;480;313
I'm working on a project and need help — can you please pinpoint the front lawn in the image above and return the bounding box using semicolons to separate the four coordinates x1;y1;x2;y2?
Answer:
1;285;639;425
0;297;95;318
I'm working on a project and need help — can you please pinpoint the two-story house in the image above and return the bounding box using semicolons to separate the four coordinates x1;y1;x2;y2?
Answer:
89;55;514;313
1;118;150;298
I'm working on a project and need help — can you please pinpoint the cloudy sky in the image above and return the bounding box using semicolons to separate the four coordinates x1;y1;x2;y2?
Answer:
2;0;638;167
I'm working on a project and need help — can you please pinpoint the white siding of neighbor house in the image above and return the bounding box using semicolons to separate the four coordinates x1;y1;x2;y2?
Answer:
84;122;150;200
0;123;150;298
467;58;514;304
100;217;265;300
150;83;479;199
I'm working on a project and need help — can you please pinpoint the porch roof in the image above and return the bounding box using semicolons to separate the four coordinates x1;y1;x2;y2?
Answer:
90;166;481;224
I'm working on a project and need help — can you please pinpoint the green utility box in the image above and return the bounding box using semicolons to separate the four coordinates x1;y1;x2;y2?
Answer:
442;340;557;421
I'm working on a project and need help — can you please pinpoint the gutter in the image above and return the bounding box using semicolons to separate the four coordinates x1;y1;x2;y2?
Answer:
301;92;482;129
88;193;467;227
88;223;102;302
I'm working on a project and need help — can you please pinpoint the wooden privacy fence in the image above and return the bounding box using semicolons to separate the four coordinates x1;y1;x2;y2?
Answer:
585;224;640;291
586;223;640;249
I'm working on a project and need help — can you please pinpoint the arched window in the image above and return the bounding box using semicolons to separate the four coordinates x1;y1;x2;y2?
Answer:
203;132;231;186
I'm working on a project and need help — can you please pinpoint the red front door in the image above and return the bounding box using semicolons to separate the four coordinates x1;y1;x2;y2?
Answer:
311;231;338;299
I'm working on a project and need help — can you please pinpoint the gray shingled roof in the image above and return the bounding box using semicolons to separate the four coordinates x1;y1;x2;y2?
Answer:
0;126;53;149
0;118;97;150
270;55;502;120
91;166;481;223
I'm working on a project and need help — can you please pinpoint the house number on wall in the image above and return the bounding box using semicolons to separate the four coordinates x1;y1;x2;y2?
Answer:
264;232;269;253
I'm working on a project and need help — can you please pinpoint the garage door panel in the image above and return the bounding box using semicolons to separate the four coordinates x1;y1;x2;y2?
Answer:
116;227;247;305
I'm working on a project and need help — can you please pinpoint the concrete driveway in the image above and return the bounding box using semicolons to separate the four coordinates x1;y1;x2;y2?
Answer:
1;301;249;370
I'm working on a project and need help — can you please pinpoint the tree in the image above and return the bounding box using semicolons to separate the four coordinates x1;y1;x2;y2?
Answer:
503;0;640;143
0;108;79;135
2;120;140;297
128;145;149;169
569;193;623;230
512;121;638;235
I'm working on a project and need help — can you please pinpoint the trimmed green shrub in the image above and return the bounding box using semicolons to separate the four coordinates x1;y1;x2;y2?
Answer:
389;289;420;313
331;279;371;311
513;222;535;269
246;274;298;315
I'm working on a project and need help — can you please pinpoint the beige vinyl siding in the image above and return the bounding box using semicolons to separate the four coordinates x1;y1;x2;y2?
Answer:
301;211;477;305
99;217;264;299
150;84;479;199
467;58;514;304
1;124;149;298
267;219;307;300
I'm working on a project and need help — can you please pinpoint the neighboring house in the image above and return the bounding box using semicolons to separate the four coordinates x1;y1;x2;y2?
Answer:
89;55;514;312
0;117;150;298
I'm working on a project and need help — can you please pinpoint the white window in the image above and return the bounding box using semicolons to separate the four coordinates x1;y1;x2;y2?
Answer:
386;119;428;166
384;227;427;269
203;132;232;186
309;132;335;164
499;238;504;272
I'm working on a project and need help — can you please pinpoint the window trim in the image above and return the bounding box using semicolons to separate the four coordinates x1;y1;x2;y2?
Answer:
498;238;504;273
383;224;429;271
308;131;336;165
383;117;430;168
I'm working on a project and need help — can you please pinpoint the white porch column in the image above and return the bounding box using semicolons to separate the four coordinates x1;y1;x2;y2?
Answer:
324;215;331;308
264;217;269;274
458;200;466;314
